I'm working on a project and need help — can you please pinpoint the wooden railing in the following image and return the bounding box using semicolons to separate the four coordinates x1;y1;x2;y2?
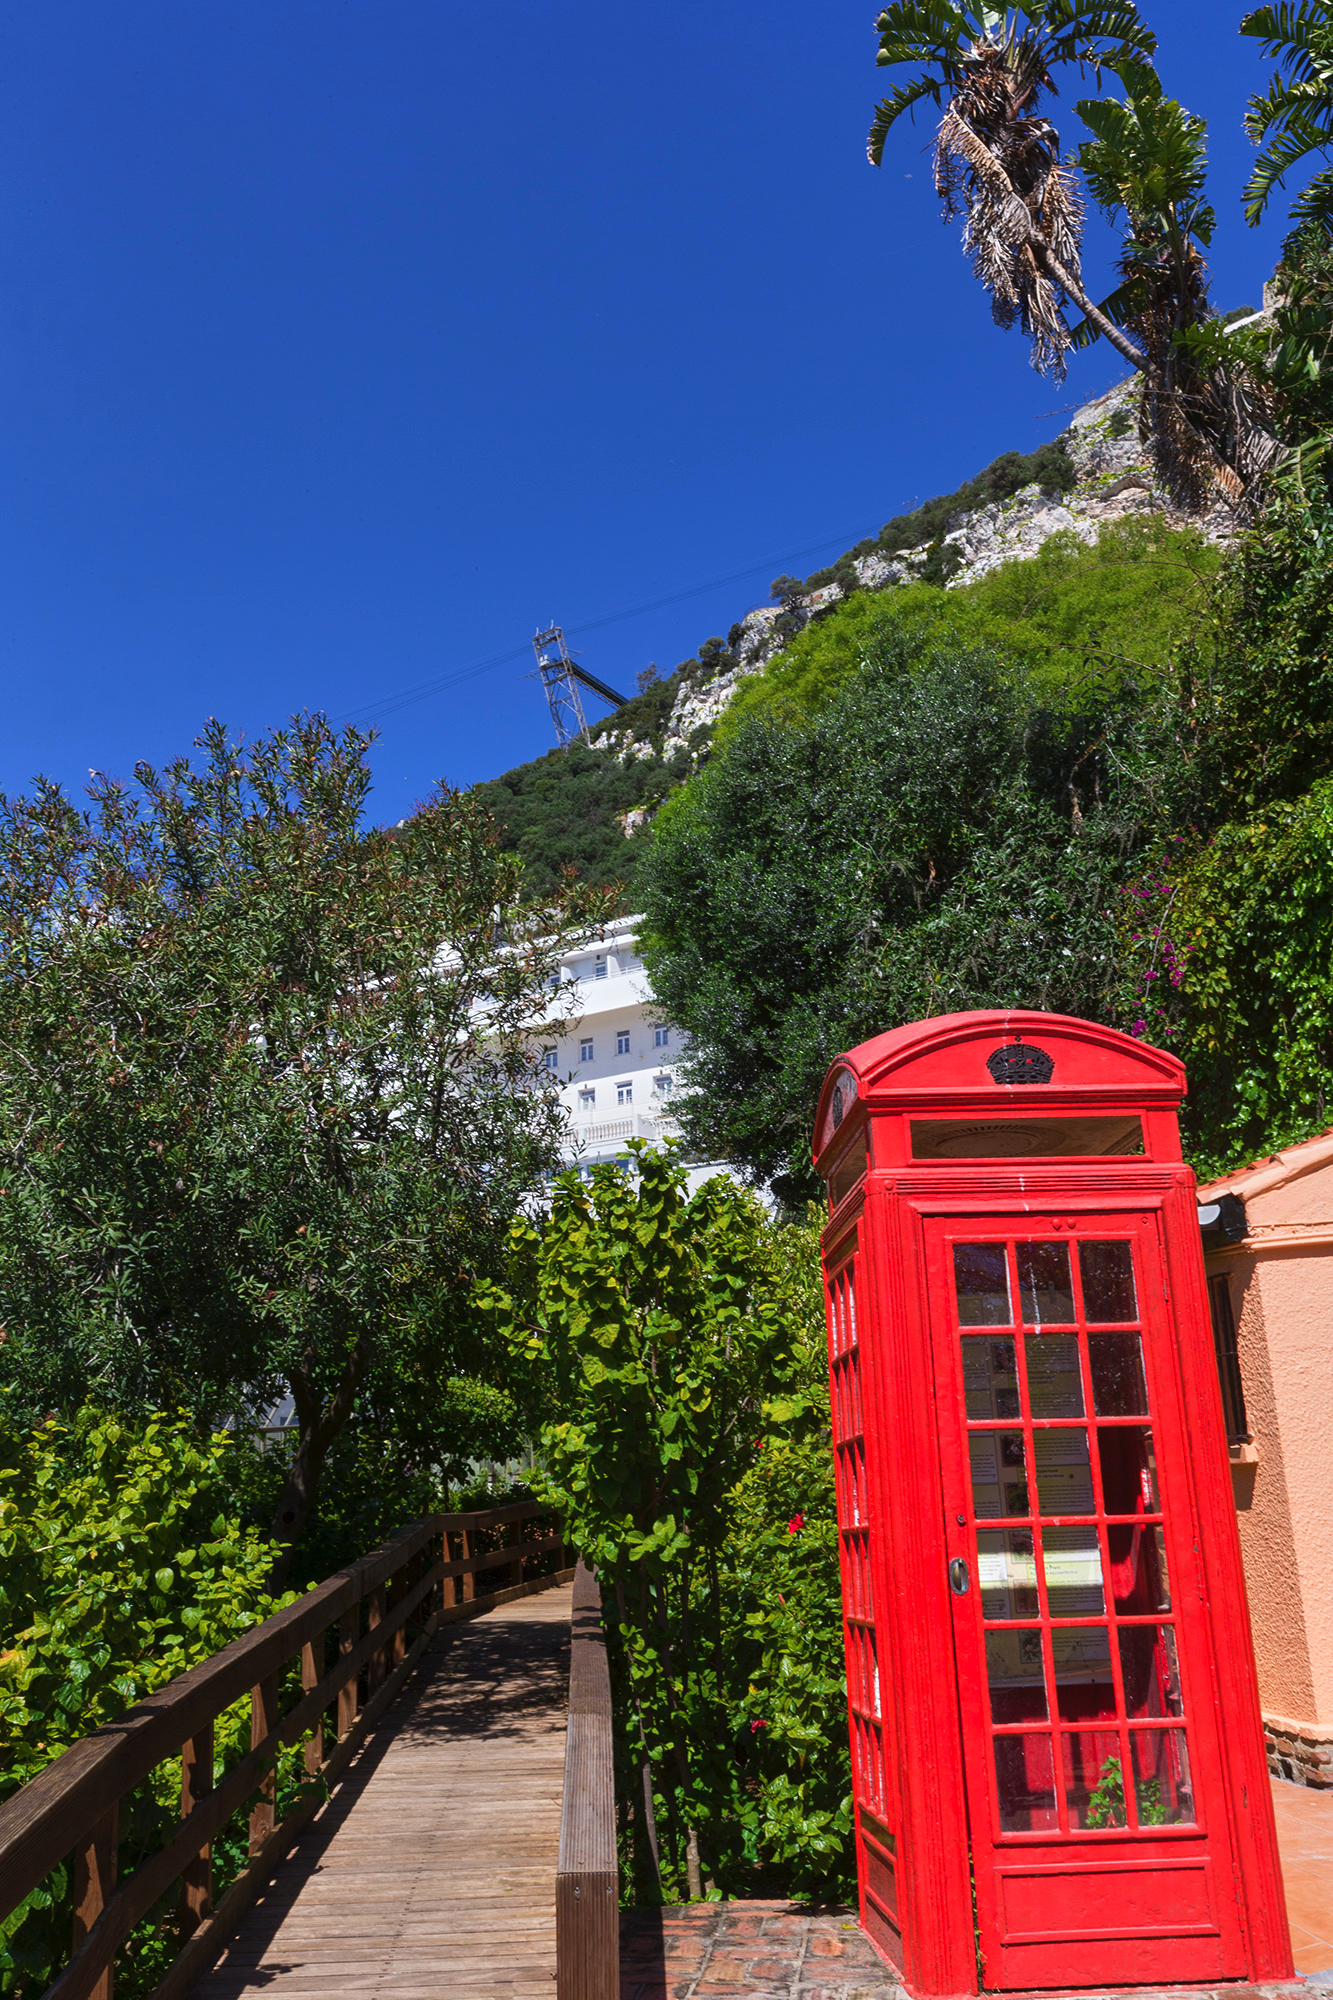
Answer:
555;1561;618;2000
0;1500;569;2000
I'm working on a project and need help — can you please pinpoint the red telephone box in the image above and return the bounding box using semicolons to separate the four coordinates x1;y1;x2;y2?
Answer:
812;1010;1293;1996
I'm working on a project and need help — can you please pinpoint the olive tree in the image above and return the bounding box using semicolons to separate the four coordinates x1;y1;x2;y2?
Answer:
0;714;612;1561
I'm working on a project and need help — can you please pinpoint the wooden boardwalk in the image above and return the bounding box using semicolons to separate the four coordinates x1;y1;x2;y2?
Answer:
195;1583;574;2000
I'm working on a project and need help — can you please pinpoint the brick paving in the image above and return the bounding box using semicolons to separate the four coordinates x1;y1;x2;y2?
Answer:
619;1902;900;2000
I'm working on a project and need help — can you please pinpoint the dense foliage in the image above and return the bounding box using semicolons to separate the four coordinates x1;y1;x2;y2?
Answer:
0;714;610;1559
726;516;1219;737
0;1409;293;1998
479;1149;851;1902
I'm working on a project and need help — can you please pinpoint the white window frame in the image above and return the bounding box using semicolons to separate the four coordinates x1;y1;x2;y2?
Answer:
616;1080;633;1106
580;1039;594;1063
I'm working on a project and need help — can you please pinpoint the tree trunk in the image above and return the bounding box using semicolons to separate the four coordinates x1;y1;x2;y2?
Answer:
266;1338;366;1586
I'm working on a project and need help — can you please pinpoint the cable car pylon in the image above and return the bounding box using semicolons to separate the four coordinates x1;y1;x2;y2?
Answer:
531;626;628;750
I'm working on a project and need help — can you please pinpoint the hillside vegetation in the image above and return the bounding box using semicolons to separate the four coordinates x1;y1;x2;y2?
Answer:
472;391;1223;906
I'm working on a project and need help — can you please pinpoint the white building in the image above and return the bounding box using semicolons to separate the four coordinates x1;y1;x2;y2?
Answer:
537;914;725;1190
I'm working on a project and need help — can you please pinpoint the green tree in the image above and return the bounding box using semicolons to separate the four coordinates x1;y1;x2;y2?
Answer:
478;1145;809;1900
642;637;1145;1201
1073;73;1281;508
0;715;611;1562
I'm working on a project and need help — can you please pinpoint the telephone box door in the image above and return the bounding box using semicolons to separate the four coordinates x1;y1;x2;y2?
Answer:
926;1209;1249;1992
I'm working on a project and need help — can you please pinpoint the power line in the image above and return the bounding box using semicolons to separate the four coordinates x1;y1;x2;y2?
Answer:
334;522;872;729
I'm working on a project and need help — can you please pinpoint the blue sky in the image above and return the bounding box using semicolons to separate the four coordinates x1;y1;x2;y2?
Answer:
0;3;1301;823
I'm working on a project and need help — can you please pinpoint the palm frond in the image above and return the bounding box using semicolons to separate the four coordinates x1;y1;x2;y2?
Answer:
1035;0;1158;64
868;74;947;161
1243;110;1331;220
1240;3;1333;66
1291;159;1333;230
1245;75;1333;143
872;0;972;66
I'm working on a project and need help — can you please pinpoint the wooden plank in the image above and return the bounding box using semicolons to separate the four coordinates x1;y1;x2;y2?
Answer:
0;1509;559;1924
188;1585;574;2000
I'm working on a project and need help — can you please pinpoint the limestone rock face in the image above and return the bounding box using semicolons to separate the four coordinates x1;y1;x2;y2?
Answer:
586;374;1239;825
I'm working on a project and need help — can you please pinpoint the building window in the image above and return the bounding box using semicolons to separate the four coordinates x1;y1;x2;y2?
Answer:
616;1030;631;1056
654;1074;673;1097
595;958;608;981
654;1026;670;1049
580;1039;594;1063
1208;1274;1250;1442
579;1088;596;1111
544;1048;558;1072
617;1081;632;1106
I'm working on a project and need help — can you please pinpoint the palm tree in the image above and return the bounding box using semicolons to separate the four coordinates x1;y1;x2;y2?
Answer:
1240;3;1333;239
1072;76;1281;506
867;1;1158;376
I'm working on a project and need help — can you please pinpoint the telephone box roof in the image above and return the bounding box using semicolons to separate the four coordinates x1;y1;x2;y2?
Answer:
813;1009;1185;1169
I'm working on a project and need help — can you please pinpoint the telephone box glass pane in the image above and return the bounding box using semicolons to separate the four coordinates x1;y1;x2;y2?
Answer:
971;1432;1028;1517
955;1244;1012;1324
1064;1734;1127;1828
1017;1242;1075;1324
995;1734;1057;1833
1111;1523;1172;1613
1098;1425;1159;1513
1130;1727;1195;1825
1042;1525;1105;1615
1089;1332;1149;1415
1119;1624;1184;1718
978;1529;1038;1617
1053;1627;1116;1721
963;1337;1019;1419
985;1629;1048;1722
1025;1334;1084;1417
1079;1240;1138;1321
1033;1427;1094;1514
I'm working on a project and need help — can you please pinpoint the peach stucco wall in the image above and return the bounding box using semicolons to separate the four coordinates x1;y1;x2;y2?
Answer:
1202;1147;1333;1730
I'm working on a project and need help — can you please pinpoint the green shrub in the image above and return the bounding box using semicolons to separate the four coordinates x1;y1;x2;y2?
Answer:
724;517;1219;741
0;1407;292;1999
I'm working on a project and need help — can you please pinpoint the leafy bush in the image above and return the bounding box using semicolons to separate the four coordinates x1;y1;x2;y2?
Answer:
0;1407;292;1999
479;1148;851;1902
1122;782;1333;1176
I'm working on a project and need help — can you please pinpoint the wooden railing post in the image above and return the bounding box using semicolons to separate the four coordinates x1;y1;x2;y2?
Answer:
368;1581;386;1692
338;1603;359;1739
72;1801;118;2000
302;1636;323;1777
249;1673;279;1856
556;1563;617;2000
390;1565;408;1668
180;1723;214;1937
460;1528;475;1602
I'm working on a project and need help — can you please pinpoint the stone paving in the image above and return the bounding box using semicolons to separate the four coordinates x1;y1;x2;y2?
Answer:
619;1902;900;2000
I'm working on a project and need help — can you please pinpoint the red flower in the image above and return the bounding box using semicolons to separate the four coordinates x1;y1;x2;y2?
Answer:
750;1718;767;1733
787;1512;805;1535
